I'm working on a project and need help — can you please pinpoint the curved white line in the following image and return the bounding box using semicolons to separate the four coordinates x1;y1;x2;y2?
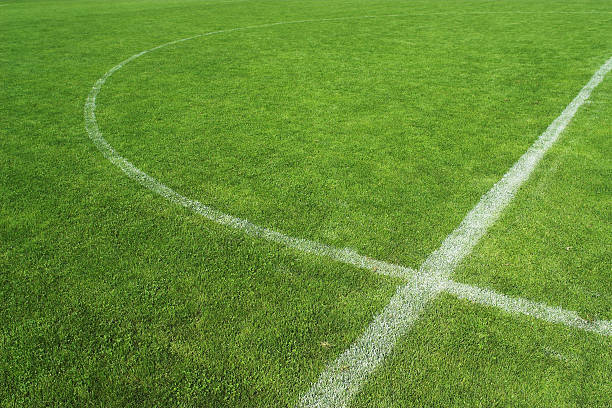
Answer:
84;16;612;408
84;15;429;281
84;13;612;280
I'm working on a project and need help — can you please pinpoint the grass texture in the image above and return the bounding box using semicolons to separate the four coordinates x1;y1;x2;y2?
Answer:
1;0;610;406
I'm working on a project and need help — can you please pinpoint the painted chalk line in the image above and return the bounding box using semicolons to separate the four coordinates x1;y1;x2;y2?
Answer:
85;12;612;283
84;16;612;335
85;15;446;281
298;55;612;408
444;279;611;337
83;16;612;407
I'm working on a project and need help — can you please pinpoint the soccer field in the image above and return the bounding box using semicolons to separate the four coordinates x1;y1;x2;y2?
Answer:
1;0;611;406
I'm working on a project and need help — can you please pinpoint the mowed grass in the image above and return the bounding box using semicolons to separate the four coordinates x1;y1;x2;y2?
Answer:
1;0;611;407
354;79;612;408
455;77;612;322
96;10;610;268
354;294;612;407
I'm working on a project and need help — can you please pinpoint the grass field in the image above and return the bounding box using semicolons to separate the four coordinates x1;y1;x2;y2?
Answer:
1;0;611;406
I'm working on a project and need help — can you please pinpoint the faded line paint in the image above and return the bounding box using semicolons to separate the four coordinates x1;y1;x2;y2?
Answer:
444;279;612;336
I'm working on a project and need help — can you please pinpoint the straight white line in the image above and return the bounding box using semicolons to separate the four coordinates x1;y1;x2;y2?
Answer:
420;56;612;280
298;271;444;408
299;274;612;408
298;56;612;408
444;279;612;336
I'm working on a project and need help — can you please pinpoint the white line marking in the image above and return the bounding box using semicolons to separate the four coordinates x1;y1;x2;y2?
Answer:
85;13;612;283
83;16;612;407
542;347;576;364
444;279;612;336
299;275;612;408
85;16;429;281
298;271;444;408
299;56;612;407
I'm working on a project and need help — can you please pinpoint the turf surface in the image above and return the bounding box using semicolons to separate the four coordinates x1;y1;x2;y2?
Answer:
1;0;611;406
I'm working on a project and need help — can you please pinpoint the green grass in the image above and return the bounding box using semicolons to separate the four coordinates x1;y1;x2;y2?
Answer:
1;0;611;406
455;77;612;322
354;294;612;407
355;81;612;406
96;9;610;267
